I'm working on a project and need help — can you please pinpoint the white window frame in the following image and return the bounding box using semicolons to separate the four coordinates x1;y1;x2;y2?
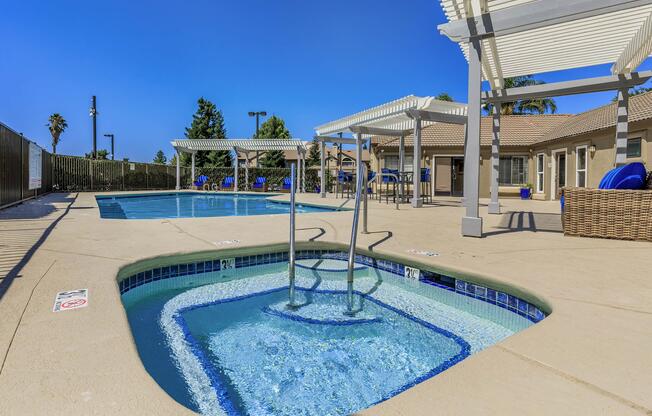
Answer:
575;145;588;188
536;153;545;193
626;137;642;159
551;148;568;201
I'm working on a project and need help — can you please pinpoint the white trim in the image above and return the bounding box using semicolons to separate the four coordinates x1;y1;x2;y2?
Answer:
551;148;568;200
536;153;545;194
575;145;589;187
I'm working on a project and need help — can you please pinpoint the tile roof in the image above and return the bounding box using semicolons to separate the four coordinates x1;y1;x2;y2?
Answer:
536;90;652;144
376;91;652;149
377;114;572;148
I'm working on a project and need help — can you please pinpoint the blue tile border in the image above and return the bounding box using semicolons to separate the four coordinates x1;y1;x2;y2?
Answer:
120;249;547;323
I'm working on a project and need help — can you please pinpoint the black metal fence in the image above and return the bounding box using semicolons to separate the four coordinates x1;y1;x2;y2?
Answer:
0;123;52;208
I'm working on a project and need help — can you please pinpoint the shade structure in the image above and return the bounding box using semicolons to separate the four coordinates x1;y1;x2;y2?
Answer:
315;95;468;207
438;0;652;88
314;95;467;137
171;139;308;192
438;0;652;237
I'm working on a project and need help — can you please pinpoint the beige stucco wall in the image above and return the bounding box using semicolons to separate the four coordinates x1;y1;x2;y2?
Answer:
531;121;651;200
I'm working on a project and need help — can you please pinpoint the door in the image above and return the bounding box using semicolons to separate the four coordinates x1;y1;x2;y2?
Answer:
552;150;566;200
452;157;464;196
434;157;452;195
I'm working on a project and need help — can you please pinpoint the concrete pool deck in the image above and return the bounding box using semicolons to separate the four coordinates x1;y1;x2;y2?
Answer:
0;191;650;415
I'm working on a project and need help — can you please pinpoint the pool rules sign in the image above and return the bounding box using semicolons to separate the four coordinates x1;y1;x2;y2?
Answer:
53;289;89;312
28;142;42;190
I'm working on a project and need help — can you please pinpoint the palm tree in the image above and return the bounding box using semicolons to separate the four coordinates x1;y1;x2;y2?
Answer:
483;76;557;115
47;113;68;154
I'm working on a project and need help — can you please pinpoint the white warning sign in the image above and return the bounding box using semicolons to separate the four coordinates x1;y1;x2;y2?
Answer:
53;289;89;312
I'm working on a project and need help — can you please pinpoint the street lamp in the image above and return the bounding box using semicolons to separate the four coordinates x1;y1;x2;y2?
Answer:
104;134;115;160
90;96;98;159
249;111;267;167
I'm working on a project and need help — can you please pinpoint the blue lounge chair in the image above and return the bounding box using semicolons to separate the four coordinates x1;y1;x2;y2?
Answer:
193;175;209;188
282;177;292;193
221;176;235;190
252;176;267;192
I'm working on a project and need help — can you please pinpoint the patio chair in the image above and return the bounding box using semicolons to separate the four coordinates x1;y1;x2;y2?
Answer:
252;176;268;192
280;177;292;193
421;168;432;203
380;168;398;203
221;176;235;191
193;175;209;190
337;170;354;198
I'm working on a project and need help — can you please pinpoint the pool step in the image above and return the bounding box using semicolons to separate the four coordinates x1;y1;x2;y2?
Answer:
295;259;370;279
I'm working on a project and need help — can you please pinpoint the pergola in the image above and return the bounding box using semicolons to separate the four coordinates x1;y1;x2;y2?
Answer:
170;139;309;192
314;95;468;207
438;0;652;237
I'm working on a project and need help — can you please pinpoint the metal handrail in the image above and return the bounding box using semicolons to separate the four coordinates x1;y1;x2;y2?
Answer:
288;163;297;307
346;146;366;315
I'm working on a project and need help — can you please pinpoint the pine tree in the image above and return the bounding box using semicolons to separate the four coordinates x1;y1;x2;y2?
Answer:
153;150;167;164
257;115;291;168
183;98;231;167
306;137;321;167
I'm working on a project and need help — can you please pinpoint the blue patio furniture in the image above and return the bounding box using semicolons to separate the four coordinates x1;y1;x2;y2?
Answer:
221;176;235;190
421;168;431;183
252;176;267;192
193;175;209;188
282;177;292;193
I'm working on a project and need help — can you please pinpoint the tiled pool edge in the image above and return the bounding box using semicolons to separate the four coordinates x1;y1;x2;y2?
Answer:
119;250;547;324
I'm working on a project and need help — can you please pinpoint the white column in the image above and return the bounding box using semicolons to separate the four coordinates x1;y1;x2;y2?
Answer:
412;118;423;208
615;88;629;166
320;140;326;197
233;149;239;192
175;148;181;190
301;150;306;193
244;152;249;191
462;38;483;237
399;135;405;201
488;105;501;214
191;152;196;184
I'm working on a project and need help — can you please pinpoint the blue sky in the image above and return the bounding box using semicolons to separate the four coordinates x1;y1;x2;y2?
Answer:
1;0;650;161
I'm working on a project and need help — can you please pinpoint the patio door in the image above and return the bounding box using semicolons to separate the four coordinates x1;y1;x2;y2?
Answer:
551;150;567;200
434;157;452;195
452;157;464;196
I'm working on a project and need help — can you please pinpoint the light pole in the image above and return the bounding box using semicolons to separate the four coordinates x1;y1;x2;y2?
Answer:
104;134;115;160
248;111;267;167
90;96;98;159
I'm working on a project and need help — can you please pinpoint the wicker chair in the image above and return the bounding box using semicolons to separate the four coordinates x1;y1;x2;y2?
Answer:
563;187;652;242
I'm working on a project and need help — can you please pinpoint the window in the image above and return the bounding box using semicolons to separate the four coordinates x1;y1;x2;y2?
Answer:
384;155;414;172
536;153;545;193
576;146;587;187
627;138;642;158
499;156;528;185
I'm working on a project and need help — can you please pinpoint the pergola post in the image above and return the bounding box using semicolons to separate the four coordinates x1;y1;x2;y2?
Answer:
488;105;501;214
175;148;181;190
411;118;423;208
320;140;326;197
233;149;239;192
244;151;249;191
462;38;483;237
399;135;405;201
296;147;301;193
614;87;630;166
191;152;196;184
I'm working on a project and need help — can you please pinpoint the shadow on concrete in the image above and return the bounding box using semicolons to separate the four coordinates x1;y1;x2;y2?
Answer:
0;193;77;220
484;211;563;237
366;230;393;251
0;193;78;301
297;227;326;242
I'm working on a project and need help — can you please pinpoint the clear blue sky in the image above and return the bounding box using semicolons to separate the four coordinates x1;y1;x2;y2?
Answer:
1;0;650;161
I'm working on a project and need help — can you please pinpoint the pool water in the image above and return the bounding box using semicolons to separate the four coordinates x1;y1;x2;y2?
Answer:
96;192;338;219
123;258;537;416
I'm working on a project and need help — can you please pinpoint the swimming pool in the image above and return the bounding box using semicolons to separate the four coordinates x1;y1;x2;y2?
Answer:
120;249;546;415
96;192;339;219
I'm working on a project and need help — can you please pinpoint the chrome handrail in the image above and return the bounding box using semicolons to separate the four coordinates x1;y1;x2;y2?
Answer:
346;143;365;315
288;163;297;307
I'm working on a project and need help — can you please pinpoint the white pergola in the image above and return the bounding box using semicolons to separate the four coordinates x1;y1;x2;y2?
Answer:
170;139;309;192
438;0;652;237
314;95;468;207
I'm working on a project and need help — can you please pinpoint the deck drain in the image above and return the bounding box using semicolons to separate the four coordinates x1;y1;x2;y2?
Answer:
406;249;439;257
